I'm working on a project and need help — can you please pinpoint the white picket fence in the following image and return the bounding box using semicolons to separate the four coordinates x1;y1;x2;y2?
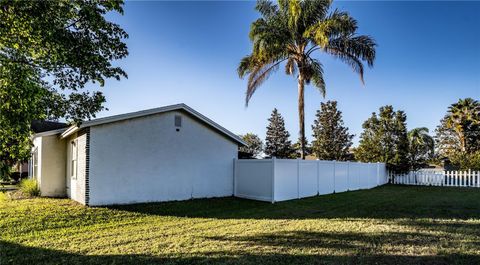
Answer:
391;170;480;187
234;158;388;203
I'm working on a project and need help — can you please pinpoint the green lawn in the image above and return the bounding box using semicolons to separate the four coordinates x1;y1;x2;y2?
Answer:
1;185;480;265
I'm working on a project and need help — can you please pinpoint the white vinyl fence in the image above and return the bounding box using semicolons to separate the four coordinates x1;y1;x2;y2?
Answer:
234;158;388;203
391;170;480;187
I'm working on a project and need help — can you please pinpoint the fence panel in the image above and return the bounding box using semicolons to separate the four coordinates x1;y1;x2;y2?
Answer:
274;160;299;201
390;170;480;188
334;162;349;193
318;161;335;195
349;162;361;191
235;159;388;203
299;161;318;198
234;160;273;202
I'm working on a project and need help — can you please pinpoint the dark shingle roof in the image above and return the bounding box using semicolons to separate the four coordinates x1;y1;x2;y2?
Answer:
31;120;69;133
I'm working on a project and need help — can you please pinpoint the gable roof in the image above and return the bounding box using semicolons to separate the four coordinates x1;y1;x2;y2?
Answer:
31;120;68;133
60;103;246;145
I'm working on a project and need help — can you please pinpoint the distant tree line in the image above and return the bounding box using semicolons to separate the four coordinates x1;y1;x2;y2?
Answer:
240;98;480;172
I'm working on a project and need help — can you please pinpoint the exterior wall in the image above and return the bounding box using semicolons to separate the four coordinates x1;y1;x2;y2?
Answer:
88;110;238;205
39;135;67;197
31;135;66;197
65;131;88;205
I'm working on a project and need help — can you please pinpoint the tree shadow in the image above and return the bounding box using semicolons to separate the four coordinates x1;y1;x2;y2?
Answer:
2;240;479;265
205;230;444;250
107;185;480;221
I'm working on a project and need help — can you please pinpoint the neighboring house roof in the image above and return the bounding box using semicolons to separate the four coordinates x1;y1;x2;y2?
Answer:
31;120;69;133
60;103;246;145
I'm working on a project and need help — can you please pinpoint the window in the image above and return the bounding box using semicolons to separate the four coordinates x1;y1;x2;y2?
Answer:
71;140;77;179
174;115;182;127
32;148;38;179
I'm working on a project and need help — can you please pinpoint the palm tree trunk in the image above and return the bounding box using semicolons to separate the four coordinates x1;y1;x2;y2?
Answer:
298;74;305;160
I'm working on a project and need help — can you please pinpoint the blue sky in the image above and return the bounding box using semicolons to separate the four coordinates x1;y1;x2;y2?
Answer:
92;1;480;145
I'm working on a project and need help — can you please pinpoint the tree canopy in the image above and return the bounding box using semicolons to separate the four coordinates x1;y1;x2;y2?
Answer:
0;0;129;169
239;133;264;158
311;101;353;160
355;105;409;172
435;98;480;170
407;127;434;170
265;108;294;158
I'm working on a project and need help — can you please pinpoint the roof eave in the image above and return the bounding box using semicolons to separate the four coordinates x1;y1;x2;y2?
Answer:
59;103;246;146
60;126;79;139
33;128;68;138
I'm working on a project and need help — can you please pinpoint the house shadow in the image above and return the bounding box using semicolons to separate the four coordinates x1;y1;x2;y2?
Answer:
2;239;479;265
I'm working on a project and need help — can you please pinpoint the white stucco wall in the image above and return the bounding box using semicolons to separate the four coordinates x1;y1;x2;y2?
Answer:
65;132;87;204
31;135;66;197
88;110;238;205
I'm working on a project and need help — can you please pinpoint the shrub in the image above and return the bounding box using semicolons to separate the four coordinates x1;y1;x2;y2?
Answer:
449;151;480;171
19;179;41;197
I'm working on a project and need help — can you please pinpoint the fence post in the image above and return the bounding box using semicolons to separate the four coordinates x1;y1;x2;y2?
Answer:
468;169;472;187
271;157;276;204
376;162;380;186
477;171;480;188
347;161;350;191
233;158;237;196
333;160;336;193
316;159;320;196
297;158;300;199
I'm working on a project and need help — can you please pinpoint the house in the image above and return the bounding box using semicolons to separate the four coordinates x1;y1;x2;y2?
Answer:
30;104;245;206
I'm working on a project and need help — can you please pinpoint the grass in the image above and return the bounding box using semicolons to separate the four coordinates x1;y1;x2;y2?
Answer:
1;185;479;265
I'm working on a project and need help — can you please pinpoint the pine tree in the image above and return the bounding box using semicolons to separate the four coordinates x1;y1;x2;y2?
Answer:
265;109;293;158
311;101;354;160
355;105;409;172
292;136;312;158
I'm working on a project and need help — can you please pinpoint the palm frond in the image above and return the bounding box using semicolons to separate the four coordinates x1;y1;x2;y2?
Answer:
288;0;302;29
327;35;376;67
238;55;254;78
305;58;326;97
245;59;285;106
304;10;358;48
255;0;278;19
299;0;332;27
327;47;365;84
285;57;297;76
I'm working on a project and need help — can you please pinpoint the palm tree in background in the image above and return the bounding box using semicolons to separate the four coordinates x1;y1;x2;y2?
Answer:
446;98;480;152
238;0;376;159
408;127;434;170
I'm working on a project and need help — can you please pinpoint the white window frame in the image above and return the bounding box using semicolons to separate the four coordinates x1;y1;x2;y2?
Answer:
71;140;78;179
32;147;38;179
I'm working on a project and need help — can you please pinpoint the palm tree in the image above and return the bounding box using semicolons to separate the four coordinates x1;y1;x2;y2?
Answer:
238;0;376;159
446;98;480;152
407;127;434;170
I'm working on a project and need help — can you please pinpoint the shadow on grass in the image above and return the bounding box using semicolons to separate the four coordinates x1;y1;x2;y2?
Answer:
206;230;444;250
108;185;480;220
1;240;479;265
